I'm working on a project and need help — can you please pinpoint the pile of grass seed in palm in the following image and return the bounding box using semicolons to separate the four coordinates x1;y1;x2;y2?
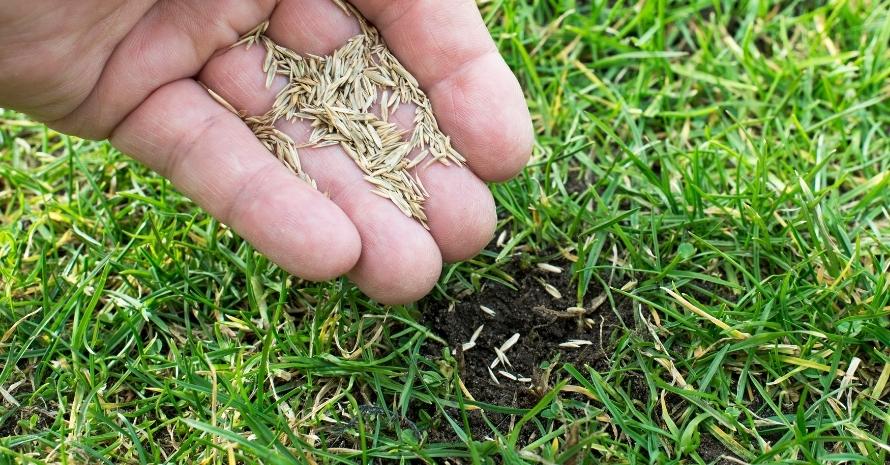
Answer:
211;1;464;229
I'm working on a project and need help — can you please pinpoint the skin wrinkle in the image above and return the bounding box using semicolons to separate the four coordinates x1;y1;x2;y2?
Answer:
427;49;497;104
53;0;276;139
220;158;286;226
44;14;148;134
244;178;320;254
328;174;371;207
312;152;370;204
0;0;131;34
159;107;231;181
418;7;491;80
370;0;422;34
202;45;285;116
267;0;360;56
160;1;234;59
38;1;157;122
229;67;271;114
0;34;95;118
364;0;480;37
93;4;218;134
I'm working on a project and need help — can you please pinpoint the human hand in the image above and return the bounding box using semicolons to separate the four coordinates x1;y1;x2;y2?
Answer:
0;0;533;304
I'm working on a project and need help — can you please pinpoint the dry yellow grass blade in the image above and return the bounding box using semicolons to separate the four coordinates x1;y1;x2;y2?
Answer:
662;287;752;340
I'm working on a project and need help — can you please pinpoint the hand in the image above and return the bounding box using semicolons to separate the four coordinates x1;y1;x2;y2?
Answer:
0;0;533;304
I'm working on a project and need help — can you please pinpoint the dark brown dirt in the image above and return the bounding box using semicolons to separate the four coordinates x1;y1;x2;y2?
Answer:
420;259;633;441
564;159;596;195
0;391;58;440
698;433;737;465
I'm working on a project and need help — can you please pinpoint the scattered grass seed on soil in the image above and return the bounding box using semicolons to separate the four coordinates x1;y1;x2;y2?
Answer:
215;1;464;228
421;259;635;442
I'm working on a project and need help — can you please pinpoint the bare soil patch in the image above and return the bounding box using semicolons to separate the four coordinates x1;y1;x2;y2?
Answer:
421;258;633;441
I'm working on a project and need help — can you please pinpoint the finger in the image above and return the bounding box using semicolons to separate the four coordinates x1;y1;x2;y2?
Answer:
51;0;277;139
110;78;362;281
267;0;360;56
200;38;442;304
410;158;496;263
348;0;534;182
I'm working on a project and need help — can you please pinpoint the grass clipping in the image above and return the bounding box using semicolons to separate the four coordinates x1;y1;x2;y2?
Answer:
214;3;465;229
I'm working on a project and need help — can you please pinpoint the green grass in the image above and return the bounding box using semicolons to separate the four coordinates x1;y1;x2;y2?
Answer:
2;0;890;463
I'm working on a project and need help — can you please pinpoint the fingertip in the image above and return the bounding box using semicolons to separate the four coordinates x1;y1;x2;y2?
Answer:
289;198;363;281
199;45;284;117
419;163;497;262
431;54;534;182
353;252;441;305
347;211;443;304
479;108;534;183
227;172;362;282
441;207;496;263
267;0;361;56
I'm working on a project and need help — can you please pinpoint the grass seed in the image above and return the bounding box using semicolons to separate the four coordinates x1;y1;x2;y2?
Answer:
223;5;465;228
499;333;520;353
536;263;563;273
487;366;500;385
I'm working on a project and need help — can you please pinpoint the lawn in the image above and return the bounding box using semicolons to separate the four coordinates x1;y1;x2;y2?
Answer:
2;0;889;464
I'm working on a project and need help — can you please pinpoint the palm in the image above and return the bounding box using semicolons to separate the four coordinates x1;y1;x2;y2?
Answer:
0;0;532;304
